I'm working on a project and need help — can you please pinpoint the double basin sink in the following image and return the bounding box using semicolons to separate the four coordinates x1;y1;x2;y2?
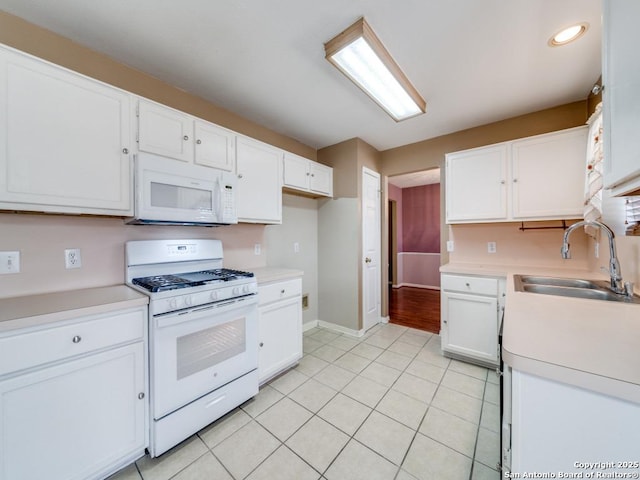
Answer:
514;275;640;304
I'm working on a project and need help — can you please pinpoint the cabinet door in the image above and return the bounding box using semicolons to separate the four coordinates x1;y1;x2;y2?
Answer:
441;291;498;365
194;120;236;171
0;343;146;480
446;145;508;223
138;99;193;162
511;127;587;220
236;136;282;224
258;296;302;384
0;47;132;215
603;0;640;195
283;152;310;190
309;162;333;196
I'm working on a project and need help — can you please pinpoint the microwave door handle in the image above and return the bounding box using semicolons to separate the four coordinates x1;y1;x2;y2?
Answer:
213;175;222;222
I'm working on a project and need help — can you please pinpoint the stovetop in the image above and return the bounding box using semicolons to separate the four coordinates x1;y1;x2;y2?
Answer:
132;268;254;293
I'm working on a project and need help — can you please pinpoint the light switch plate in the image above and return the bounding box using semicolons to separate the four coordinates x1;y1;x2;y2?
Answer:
488;242;497;254
446;241;454;252
0;251;20;274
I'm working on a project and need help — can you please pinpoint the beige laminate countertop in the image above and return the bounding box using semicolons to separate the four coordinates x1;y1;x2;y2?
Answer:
249;267;304;285
441;263;640;403
0;285;149;334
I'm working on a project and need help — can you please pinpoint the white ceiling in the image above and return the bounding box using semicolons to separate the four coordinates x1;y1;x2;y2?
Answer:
388;169;441;189
0;0;602;152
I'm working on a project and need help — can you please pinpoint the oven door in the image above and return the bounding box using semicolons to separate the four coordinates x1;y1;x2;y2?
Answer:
150;295;258;419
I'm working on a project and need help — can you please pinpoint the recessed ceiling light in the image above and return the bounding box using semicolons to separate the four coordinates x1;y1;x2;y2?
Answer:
549;23;589;47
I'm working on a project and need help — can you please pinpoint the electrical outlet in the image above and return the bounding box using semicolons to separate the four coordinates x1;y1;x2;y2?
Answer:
294;242;300;253
488;242;497;254
64;248;82;269
0;251;20;274
254;244;261;255
446;241;454;252
594;242;599;258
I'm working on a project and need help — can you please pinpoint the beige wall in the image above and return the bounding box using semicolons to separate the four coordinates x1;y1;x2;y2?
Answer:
265;194;319;326
0;212;266;299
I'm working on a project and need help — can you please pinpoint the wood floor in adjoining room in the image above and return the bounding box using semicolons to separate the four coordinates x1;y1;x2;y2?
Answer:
389;287;441;334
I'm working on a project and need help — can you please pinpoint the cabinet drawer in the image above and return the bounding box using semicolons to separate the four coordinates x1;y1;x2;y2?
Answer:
0;308;146;377
441;274;498;296
258;278;302;305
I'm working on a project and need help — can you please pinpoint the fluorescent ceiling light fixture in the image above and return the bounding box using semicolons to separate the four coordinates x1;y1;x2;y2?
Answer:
324;18;426;121
549;23;589;47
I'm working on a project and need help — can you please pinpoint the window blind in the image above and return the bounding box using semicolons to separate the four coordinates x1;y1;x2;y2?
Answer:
625;196;640;235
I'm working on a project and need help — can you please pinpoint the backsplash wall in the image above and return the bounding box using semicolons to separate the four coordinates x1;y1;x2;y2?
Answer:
0;212;267;299
448;222;590;269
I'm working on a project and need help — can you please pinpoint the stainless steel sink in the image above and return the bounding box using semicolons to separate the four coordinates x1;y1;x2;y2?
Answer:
517;275;603;289
514;275;640;304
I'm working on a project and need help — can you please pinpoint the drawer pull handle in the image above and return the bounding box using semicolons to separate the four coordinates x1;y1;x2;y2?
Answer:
281;289;285;294
72;335;82;344
138;392;145;400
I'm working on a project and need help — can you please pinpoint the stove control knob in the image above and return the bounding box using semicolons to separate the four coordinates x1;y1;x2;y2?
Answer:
242;285;250;294
168;298;178;310
210;290;219;301
184;296;193;307
232;287;240;296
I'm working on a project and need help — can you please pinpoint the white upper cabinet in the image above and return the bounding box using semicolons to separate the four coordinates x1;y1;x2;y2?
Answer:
236;135;282;224
511;127;587;219
446;126;588;224
602;0;640;196
446;144;508;222
194;120;235;171
138;99;235;171
137;99;193;162
283;152;333;197
0;45;133;215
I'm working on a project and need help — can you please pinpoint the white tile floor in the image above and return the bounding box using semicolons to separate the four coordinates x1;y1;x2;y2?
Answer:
109;323;501;480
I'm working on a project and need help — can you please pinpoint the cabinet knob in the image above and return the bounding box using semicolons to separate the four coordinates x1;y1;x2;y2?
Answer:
500;180;505;185
281;289;285;294
196;139;202;145
183;135;189;141
138;392;145;400
122;148;129;154
238;173;244;179
513;178;518;183
311;173;315;177
259;342;264;347
306;172;310;176
365;257;372;263
72;335;82;344
465;282;470;287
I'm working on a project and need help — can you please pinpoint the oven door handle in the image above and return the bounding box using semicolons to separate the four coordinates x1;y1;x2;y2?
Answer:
155;296;256;329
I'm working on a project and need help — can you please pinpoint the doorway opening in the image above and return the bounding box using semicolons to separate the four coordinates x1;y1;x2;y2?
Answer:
387;168;441;333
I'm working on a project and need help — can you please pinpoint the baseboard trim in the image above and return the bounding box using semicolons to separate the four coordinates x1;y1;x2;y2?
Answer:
317;320;364;338
395;283;440;290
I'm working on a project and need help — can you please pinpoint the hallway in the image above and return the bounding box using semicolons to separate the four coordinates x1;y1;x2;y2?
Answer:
388;287;440;334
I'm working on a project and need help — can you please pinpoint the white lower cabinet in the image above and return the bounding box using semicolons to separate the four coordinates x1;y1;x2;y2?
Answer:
440;274;504;367
0;306;147;480
507;369;640;474
258;277;302;384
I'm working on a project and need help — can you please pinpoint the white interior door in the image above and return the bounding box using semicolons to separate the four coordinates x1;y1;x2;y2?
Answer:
362;167;381;331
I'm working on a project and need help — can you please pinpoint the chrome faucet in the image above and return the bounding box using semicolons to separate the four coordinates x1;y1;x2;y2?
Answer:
561;220;632;296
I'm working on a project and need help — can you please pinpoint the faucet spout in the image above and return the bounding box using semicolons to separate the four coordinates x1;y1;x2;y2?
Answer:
561;220;627;295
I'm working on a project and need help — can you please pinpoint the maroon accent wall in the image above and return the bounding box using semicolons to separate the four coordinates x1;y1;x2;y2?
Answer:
402;184;440;253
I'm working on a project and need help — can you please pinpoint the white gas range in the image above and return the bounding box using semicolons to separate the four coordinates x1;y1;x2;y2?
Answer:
126;239;259;457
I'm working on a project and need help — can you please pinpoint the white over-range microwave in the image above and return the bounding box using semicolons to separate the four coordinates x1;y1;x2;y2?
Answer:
127;153;238;226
